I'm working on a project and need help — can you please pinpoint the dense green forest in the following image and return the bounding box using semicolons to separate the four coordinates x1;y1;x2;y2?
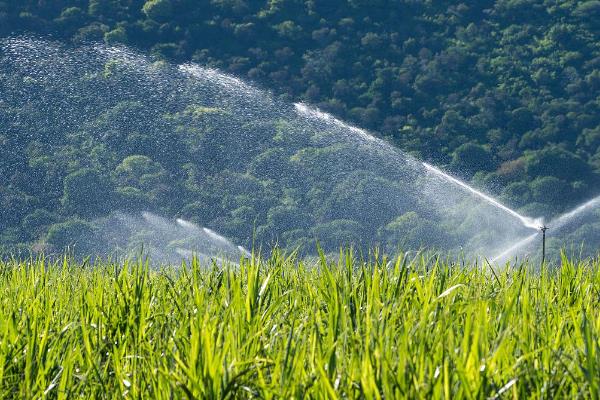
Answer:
1;0;600;258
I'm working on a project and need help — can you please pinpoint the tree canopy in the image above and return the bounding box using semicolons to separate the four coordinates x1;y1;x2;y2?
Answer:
1;1;600;258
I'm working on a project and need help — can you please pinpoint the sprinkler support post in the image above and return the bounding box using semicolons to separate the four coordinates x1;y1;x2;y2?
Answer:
540;225;548;266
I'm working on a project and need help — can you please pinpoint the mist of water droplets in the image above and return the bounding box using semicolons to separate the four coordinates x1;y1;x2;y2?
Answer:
2;37;600;264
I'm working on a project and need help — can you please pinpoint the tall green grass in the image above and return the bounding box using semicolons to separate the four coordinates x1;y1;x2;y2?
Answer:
0;250;598;398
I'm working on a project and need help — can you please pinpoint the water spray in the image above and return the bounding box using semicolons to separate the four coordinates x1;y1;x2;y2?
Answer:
10;37;600;262
422;162;541;230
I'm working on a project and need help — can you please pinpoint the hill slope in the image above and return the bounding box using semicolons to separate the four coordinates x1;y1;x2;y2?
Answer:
1;1;600;257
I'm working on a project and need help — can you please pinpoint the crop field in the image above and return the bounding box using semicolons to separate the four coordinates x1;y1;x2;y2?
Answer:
0;251;599;399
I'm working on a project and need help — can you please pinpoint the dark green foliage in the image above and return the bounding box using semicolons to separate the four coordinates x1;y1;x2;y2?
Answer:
0;186;36;230
142;0;173;21
573;1;600;19
22;209;58;239
1;1;600;255
451;143;496;174
525;146;592;181
61;168;114;218
379;211;449;250
45;219;96;252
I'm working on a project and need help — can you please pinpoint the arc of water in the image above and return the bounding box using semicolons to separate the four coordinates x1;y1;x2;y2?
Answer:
294;103;378;144
177;218;248;255
491;194;600;262
13;37;593;261
176;218;200;231
422;162;541;230
203;227;231;245
550;195;600;231
295;101;540;234
491;233;539;263
238;245;251;257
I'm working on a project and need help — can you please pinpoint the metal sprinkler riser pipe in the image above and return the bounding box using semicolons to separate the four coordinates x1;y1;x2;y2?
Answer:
540;225;549;266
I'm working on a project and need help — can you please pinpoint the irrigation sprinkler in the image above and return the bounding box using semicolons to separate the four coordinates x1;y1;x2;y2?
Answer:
540;225;548;266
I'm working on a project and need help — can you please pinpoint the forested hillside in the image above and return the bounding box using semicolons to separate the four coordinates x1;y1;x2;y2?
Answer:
1;0;600;257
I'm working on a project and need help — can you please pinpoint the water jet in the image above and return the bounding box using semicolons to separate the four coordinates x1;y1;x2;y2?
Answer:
422;162;541;230
492;194;600;263
5;37;599;262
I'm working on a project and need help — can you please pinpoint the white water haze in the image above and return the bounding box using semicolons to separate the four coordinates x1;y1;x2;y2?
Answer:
422;162;543;230
94;212;247;265
492;194;600;263
2;37;600;264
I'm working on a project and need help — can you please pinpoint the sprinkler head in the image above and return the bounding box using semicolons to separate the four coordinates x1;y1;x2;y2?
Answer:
524;217;545;230
540;225;549;233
